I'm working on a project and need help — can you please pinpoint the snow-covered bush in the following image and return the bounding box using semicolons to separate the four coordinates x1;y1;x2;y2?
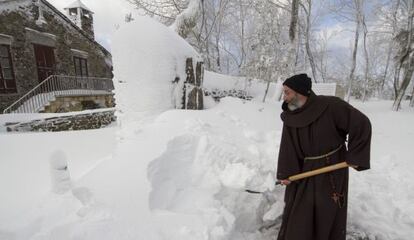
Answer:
203;88;253;101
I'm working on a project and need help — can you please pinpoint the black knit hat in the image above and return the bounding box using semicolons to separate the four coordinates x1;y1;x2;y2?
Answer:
283;73;312;97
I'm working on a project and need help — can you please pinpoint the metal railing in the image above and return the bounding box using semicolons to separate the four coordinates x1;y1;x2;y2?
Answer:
3;75;114;114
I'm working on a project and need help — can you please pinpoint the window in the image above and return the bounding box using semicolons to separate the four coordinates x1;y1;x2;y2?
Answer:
0;44;16;94
73;56;88;77
33;44;55;83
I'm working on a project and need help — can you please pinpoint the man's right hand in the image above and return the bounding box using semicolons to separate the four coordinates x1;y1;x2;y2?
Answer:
279;179;291;185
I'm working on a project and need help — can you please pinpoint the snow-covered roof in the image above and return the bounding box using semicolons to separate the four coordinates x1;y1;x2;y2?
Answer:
64;0;93;14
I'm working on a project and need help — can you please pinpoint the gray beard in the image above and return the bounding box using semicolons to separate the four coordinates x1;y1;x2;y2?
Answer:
287;99;305;111
288;103;299;111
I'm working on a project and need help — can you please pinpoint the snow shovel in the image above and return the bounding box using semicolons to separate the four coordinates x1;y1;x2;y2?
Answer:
246;162;350;194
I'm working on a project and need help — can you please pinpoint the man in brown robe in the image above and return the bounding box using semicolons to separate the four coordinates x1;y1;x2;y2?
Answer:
276;73;371;240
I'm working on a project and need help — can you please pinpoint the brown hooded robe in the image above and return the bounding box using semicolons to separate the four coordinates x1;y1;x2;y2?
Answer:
276;92;371;240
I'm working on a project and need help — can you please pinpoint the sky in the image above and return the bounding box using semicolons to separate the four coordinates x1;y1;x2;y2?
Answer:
47;0;135;52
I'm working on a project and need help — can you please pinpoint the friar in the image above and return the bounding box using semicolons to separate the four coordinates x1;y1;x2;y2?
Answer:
276;73;372;240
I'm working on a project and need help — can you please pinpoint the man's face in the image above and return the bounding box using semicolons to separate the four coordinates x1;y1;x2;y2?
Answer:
283;85;298;104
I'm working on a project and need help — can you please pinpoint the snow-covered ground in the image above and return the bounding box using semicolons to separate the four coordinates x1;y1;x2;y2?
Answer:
1;15;413;240
1;98;413;239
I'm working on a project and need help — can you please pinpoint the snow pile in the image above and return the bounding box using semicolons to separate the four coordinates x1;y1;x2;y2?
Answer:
346;102;414;239
1;13;414;239
1;96;414;239
146;101;284;239
0;126;116;230
112;16;201;121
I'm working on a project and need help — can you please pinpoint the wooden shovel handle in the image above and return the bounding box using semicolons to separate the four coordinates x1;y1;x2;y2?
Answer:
276;162;350;184
288;162;349;182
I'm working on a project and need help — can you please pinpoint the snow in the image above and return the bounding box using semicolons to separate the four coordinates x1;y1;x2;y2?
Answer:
170;0;200;35
1;97;413;239
0;126;116;230
50;150;72;194
112;16;201;121
63;0;93;13
1;13;414;240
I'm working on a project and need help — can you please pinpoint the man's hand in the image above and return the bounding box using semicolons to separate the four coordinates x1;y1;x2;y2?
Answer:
279;179;291;185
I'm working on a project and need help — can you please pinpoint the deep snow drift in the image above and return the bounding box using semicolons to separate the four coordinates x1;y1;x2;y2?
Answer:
1;98;414;239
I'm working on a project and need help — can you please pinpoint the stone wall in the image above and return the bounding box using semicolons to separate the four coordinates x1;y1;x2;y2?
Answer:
6;109;116;132
0;0;113;112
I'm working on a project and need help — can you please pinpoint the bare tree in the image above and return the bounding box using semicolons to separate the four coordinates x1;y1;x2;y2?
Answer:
127;0;187;24
380;0;401;93
300;0;318;83
361;13;369;102
268;0;300;100
345;0;364;102
127;0;202;38
393;0;414;111
313;29;332;83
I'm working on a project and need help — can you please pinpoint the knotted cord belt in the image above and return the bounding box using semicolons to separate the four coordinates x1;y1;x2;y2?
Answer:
304;144;345;208
304;144;343;160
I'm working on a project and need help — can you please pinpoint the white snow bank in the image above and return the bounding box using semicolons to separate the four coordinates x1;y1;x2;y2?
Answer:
1;89;414;239
112;16;201;121
0;126;116;227
144;98;284;239
346;101;414;239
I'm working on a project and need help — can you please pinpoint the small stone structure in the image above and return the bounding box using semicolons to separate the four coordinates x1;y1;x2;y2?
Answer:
6;109;116;132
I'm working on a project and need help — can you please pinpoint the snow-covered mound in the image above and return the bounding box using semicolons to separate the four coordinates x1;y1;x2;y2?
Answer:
0;126;116;230
112;16;201;120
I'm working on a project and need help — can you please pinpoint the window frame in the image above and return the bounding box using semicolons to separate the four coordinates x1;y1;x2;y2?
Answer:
0;44;17;94
73;56;88;77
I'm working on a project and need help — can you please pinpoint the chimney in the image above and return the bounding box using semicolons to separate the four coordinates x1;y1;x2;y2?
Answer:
64;0;95;39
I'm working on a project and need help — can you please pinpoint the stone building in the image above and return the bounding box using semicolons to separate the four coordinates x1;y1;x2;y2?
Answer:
0;0;114;113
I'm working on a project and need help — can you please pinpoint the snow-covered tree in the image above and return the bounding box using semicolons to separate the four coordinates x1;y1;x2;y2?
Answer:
127;0;202;38
392;0;414;110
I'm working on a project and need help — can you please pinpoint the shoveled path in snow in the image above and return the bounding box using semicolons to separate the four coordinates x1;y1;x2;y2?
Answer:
73;99;285;240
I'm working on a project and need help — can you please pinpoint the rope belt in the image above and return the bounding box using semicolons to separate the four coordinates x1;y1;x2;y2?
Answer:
304;144;343;160
303;144;346;208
